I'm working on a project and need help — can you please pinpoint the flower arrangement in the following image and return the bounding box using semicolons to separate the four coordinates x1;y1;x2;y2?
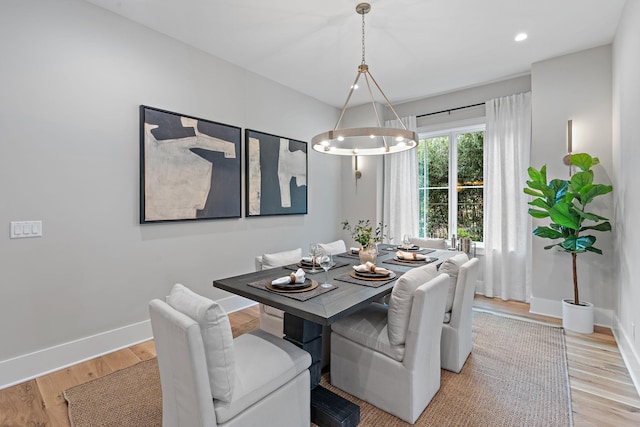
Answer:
342;219;388;248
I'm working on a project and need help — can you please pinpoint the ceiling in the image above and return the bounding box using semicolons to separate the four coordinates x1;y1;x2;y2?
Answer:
83;0;625;108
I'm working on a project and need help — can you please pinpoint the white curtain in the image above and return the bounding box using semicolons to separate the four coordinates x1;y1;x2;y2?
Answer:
383;116;418;244
483;92;532;301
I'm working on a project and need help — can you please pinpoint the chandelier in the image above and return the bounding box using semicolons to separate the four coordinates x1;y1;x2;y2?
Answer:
311;2;418;156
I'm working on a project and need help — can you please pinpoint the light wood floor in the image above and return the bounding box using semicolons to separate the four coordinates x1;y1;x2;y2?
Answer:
1;299;639;426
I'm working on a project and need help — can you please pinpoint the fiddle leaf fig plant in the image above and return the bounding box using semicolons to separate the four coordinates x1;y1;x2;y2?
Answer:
524;153;612;306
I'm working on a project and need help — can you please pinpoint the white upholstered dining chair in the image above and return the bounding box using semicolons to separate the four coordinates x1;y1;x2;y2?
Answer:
330;265;449;424
440;255;479;373
149;284;311;427
317;239;347;255
254;248;302;338
255;245;335;367
408;235;447;249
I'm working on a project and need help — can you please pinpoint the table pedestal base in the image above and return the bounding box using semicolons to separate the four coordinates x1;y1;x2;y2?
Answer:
312;385;360;427
284;313;360;427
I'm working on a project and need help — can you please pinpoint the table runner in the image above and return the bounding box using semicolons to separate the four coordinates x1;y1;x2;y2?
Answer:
247;280;338;301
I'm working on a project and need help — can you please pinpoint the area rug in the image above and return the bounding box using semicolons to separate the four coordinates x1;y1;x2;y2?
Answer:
318;311;573;426
64;311;572;426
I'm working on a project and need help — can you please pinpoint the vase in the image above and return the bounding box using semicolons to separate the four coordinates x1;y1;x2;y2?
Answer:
358;246;377;264
562;299;594;334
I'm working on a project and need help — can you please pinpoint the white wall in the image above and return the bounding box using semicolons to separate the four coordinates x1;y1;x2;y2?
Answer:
529;45;614;325
0;0;341;388
392;75;532;128
612;0;640;391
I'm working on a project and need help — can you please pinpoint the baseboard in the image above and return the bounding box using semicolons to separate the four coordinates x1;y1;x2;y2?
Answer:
0;294;257;390
217;294;257;313
0;319;152;390
612;316;640;397
529;296;613;327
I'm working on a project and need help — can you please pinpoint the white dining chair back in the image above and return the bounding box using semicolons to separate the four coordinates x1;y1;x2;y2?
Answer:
317;239;347;255
255;248;302;338
330;266;449;424
441;257;479;373
149;284;311;427
408;235;447;249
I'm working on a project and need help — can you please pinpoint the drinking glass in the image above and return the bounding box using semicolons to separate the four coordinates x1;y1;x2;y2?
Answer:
318;249;333;288
308;244;320;273
402;234;412;248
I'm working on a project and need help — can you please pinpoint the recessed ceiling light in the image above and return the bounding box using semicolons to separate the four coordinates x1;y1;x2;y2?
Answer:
515;33;528;42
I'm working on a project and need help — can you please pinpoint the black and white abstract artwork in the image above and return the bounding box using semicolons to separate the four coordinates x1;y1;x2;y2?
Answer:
140;105;241;223
245;129;308;216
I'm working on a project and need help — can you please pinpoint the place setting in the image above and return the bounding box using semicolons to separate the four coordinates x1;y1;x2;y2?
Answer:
335;261;398;288
383;250;438;267
285;251;349;274
334;247;364;259
247;266;338;301
382;235;437;254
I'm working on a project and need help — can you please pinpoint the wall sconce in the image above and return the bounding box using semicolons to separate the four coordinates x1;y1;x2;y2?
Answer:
354;155;362;180
562;119;573;166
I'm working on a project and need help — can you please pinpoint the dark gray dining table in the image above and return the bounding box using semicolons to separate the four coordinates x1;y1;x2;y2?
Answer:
213;244;458;427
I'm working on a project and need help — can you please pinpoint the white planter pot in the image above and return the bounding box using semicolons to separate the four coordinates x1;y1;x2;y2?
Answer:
562;299;594;334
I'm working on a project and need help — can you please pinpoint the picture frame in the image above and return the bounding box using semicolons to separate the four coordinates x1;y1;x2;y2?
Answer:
140;105;242;223
245;129;308;216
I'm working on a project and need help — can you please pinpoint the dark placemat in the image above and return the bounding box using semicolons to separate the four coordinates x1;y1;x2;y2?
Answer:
383;247;437;255
247;279;338;301
284;260;350;274
334;272;398;288
383;257;438;267
336;251;360;259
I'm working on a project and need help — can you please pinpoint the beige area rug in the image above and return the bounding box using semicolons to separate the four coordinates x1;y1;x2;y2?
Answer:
64;312;571;426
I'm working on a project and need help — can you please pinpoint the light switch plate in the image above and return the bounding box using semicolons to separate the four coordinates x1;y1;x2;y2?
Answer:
10;221;43;239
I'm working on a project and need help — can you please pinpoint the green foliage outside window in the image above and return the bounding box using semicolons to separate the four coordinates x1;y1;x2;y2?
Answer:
418;130;484;241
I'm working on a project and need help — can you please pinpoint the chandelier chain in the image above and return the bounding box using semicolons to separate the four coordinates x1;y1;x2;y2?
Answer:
361;11;366;64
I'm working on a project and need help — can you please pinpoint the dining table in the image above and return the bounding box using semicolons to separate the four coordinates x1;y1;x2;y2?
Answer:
213;244;459;427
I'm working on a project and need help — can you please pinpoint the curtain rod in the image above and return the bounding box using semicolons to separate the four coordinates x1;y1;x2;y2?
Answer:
416;102;485;118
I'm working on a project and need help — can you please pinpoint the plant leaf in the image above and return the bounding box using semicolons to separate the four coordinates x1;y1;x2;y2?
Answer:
580;183;613;205
548;202;581;230
533;226;563;239
527;166;544;183
528;208;549;219
577;211;609;222
570;171;593;193
524;187;544;197
570;153;594;171
529;198;551;210
581;222;611;232
560;235;596;253
586;246;603;254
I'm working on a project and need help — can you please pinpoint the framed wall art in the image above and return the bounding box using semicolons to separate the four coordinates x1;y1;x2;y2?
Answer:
140;105;242;223
245;129;308;216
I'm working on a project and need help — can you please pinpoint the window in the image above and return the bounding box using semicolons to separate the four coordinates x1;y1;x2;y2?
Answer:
417;125;484;242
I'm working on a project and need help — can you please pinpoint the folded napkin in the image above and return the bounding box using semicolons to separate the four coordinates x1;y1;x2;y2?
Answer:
272;268;306;285
353;261;392;275
301;256;314;263
396;250;428;260
399;243;418;250
350;247;360;254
